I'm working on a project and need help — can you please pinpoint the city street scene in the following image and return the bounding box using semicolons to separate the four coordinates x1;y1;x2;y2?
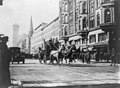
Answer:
0;0;120;88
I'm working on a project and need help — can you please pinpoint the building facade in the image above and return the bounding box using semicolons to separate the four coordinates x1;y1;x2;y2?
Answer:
17;33;28;53
59;0;120;51
31;17;60;54
12;24;20;47
59;0;88;48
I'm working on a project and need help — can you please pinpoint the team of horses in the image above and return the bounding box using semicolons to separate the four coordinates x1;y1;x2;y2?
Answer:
37;41;91;66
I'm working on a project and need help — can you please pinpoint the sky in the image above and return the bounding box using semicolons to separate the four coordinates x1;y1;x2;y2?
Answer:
0;0;59;46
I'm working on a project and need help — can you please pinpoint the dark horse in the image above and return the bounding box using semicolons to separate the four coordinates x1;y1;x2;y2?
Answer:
38;43;51;64
64;45;78;64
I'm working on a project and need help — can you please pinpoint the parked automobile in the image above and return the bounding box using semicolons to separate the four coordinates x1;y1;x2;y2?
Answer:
9;47;25;64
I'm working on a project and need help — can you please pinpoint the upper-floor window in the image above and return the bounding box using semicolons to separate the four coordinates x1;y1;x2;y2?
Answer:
96;0;100;8
69;1;73;11
104;9;111;23
64;3;68;12
90;16;95;28
69;12;73;22
64;15;68;23
97;13;100;26
82;2;87;13
64;26;68;35
83;17;87;30
79;20;81;30
79;4;82;14
70;25;73;34
89;34;96;43
89;0;94;14
61;28;63;36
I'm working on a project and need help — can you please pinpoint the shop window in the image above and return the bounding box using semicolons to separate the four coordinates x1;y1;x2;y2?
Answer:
89;34;96;43
97;13;100;26
90;16;95;28
82;39;86;44
104;9;111;23
98;33;107;42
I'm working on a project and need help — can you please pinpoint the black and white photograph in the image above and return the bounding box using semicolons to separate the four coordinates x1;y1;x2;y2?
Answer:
0;0;120;88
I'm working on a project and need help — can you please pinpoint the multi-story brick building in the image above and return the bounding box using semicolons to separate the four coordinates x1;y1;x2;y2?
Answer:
31;17;60;54
59;0;120;51
59;0;88;48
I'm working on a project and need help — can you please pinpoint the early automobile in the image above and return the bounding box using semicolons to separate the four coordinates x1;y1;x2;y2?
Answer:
9;47;25;64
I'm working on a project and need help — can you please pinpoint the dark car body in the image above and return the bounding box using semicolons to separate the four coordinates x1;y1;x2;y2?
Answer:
9;47;25;64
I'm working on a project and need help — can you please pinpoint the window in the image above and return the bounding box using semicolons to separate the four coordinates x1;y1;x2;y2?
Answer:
98;33;107;42
89;34;96;43
104;9;111;23
64;15;68;23
82;2;87;13
61;28;63;36
96;0;100;8
69;1;73;11
79;4;81;14
90;16;95;28
70;25;73;34
97;13;100;26
83;17;86;30
64;3;68;12
89;0;94;14
82;39;86;44
79;20;81;30
69;12;73;22
64;26;67;35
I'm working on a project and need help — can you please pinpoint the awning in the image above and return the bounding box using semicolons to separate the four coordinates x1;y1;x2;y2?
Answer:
69;36;82;41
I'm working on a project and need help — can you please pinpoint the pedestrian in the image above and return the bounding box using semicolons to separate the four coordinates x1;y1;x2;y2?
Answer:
0;36;11;88
110;48;117;66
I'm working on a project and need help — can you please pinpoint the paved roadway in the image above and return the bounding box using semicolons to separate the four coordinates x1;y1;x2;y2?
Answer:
10;59;120;88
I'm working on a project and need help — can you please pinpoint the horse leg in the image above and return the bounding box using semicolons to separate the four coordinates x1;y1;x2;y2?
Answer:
39;58;42;64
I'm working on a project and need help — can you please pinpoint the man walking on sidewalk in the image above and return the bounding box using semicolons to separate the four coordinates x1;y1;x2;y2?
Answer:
110;48;117;66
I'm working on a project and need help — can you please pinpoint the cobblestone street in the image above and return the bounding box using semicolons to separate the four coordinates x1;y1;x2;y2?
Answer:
10;59;120;88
